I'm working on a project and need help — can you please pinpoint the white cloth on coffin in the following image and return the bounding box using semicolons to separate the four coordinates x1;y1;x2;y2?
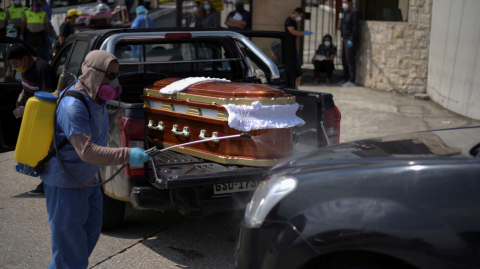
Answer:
159;77;231;94
222;101;305;132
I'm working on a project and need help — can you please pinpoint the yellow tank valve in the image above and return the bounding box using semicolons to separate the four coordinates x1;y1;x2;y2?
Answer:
15;92;59;176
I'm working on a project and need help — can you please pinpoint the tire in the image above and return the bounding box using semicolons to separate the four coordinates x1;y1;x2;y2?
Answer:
98;172;126;230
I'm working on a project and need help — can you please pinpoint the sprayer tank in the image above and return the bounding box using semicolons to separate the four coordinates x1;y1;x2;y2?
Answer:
14;92;58;176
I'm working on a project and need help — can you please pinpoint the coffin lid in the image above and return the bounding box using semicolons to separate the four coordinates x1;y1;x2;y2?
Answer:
153;78;285;99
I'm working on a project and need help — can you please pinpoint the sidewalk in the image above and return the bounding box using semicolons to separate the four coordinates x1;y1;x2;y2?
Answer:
300;85;480;143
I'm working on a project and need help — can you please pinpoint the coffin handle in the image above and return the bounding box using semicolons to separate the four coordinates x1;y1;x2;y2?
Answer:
199;130;219;143
171;124;190;138
148;120;164;131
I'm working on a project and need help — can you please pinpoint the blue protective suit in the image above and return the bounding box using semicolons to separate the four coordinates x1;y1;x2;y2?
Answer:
41;86;108;188
40;85;108;268
131;14;155;58
44;180;102;269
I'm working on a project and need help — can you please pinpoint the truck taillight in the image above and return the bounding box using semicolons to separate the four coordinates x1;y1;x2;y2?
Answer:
325;106;341;144
165;33;192;39
119;117;146;177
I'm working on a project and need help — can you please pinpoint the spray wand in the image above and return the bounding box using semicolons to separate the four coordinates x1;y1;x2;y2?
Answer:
55;132;253;188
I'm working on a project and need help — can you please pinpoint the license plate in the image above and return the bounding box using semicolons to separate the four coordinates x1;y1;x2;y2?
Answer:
214;181;259;194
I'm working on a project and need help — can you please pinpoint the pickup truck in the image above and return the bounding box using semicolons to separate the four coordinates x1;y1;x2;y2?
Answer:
0;28;341;230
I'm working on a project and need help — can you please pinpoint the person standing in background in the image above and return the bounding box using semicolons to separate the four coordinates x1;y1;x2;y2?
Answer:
21;0;52;60
0;0;6;36
131;5;154;29
41;0;54;62
225;0;250;30
6;0;27;33
131;6;154;60
58;9;81;46
3;24;19;82
340;0;359;87
125;0;133;18
7;42;57;196
285;7;313;89
188;1;203;28
201;0;219;28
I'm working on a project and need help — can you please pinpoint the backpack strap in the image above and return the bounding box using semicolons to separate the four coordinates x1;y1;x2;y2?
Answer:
34;90;91;172
64;90;91;119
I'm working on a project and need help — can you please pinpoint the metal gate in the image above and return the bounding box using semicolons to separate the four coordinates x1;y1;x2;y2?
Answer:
177;0;254;29
301;0;343;68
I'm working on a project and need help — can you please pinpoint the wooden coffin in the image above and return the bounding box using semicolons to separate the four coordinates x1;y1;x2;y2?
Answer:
141;78;297;167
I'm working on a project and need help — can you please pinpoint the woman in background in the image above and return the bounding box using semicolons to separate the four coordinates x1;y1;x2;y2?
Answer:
201;0;219;28
312;34;336;85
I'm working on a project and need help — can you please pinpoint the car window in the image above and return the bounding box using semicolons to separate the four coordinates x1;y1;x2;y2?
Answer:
53;42;73;79
115;39;240;80
67;40;89;76
0;41;21;83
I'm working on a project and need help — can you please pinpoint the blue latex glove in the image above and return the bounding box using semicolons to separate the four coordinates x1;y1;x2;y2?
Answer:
129;148;151;165
20;35;24;40
347;40;353;47
304;30;314;36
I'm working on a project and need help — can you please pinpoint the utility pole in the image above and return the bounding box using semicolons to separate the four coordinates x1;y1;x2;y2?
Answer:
176;0;183;27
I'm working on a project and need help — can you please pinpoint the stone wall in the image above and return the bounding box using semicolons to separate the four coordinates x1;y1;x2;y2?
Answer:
356;0;432;94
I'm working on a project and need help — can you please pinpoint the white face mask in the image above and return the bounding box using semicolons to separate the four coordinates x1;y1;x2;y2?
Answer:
342;3;349;10
193;7;198;12
324;41;331;47
295;16;302;22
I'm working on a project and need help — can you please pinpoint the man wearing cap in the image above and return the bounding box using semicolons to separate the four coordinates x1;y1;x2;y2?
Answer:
225;0;250;30
131;5;154;29
6;0;27;33
20;0;52;60
58;9;81;45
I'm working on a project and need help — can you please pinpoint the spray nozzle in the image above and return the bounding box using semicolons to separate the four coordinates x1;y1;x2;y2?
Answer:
240;133;253;139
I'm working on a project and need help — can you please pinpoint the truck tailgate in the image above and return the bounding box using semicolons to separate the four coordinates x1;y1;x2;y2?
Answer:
282;89;335;152
147;150;266;189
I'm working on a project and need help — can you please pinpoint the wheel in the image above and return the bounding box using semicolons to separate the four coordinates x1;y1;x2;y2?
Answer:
97;172;125;230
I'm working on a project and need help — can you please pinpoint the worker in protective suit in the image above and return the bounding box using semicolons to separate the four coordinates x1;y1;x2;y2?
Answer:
40;50;151;269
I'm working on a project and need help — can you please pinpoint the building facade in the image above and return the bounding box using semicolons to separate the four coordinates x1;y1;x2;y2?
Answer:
356;0;432;94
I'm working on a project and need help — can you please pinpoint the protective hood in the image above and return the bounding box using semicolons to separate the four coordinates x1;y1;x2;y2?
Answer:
75;50;118;101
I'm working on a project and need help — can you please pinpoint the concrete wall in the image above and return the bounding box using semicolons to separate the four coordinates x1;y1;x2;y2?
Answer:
426;0;480;120
356;0;432;93
251;0;302;61
251;0;301;32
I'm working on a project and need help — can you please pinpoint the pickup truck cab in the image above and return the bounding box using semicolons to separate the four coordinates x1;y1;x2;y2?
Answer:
0;28;341;230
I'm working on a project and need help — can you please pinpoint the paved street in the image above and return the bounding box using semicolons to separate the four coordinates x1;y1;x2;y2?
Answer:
1;84;478;268
301;85;480;143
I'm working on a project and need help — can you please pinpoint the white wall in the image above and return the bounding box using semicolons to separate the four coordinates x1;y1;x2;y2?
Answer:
427;0;480;120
